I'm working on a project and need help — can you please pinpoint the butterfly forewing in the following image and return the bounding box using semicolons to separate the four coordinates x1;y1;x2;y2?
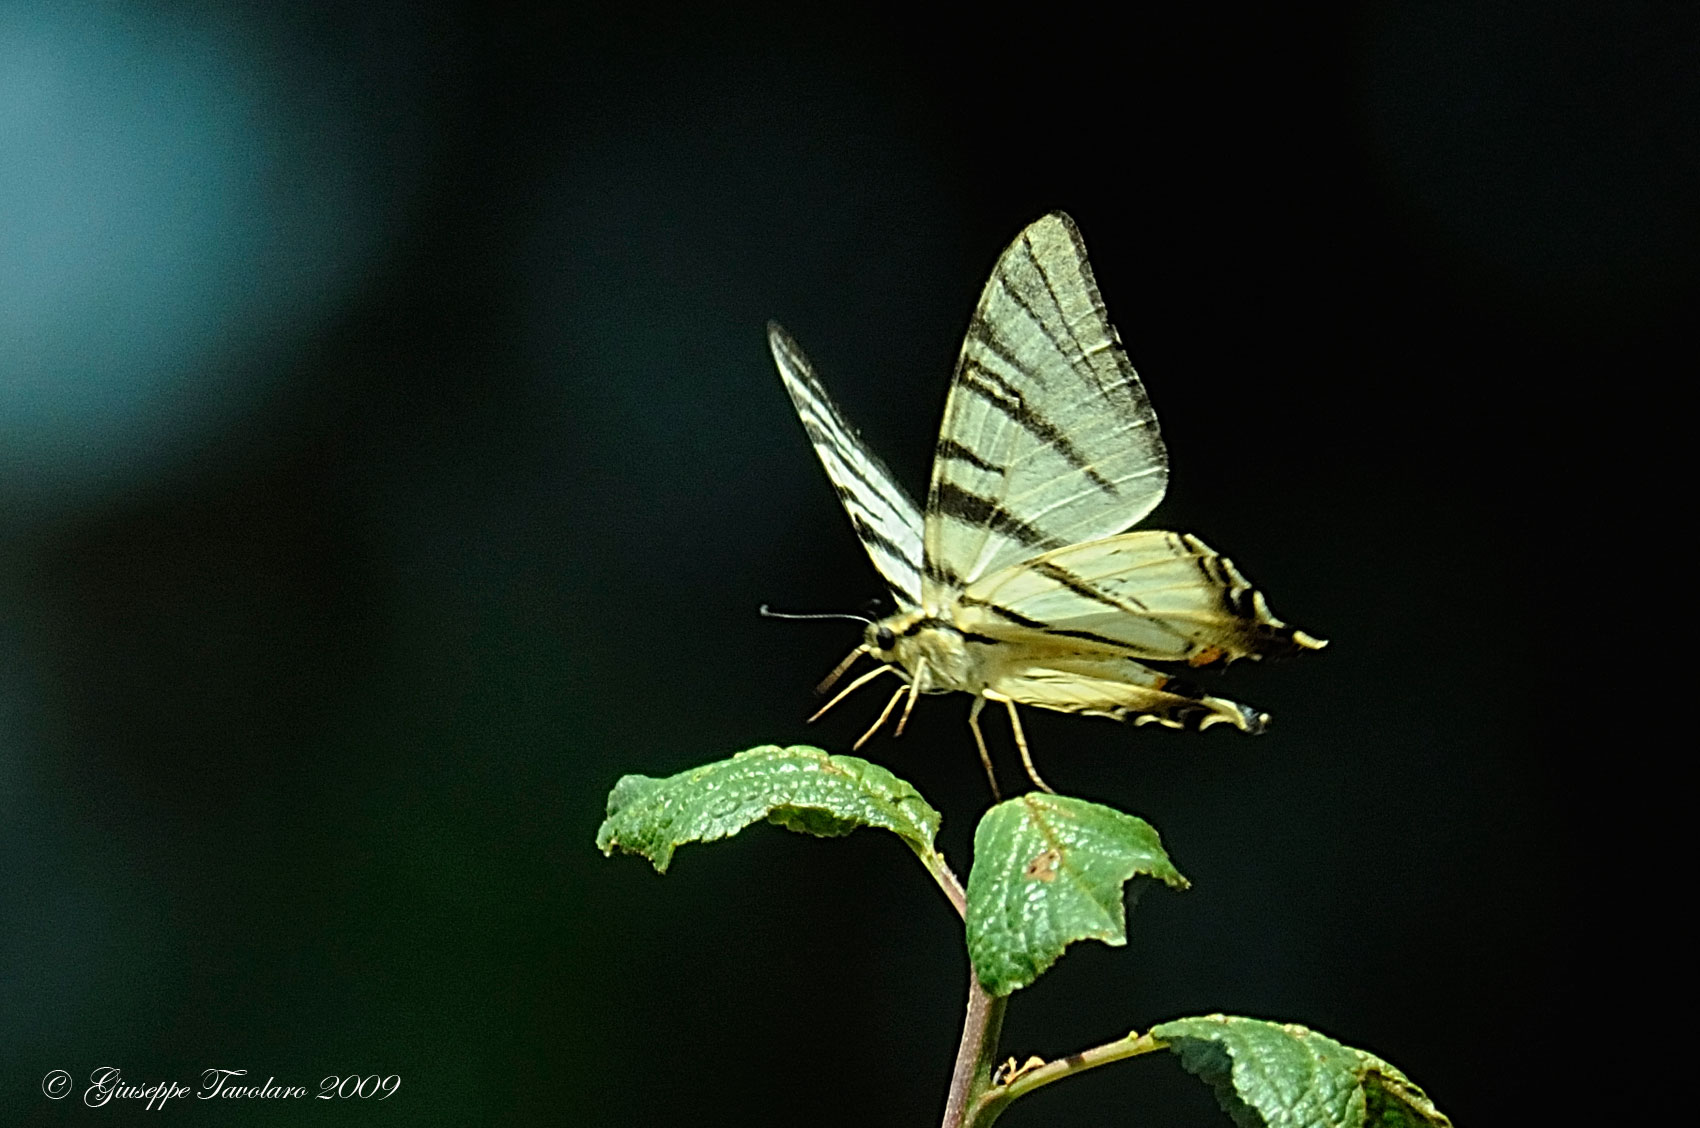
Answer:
922;213;1167;599
768;321;925;609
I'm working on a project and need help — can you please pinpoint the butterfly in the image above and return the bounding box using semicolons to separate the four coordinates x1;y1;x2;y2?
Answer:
767;212;1324;795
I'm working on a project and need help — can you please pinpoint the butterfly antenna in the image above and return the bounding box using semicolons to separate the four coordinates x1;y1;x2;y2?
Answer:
759;605;872;625
854;685;907;750
760;606;875;694
808;664;894;723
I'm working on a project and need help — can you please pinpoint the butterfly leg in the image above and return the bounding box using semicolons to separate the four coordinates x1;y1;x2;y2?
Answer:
893;678;922;737
967;697;1004;800
985;690;1055;794
808;663;893;723
854;684;908;750
816;644;871;695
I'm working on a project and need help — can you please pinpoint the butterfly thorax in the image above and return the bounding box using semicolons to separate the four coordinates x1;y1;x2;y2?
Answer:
865;609;984;695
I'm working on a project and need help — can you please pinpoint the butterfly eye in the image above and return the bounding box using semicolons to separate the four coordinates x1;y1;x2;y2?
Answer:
874;626;895;651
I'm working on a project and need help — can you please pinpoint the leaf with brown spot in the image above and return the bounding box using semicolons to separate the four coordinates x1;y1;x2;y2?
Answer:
1024;847;1062;881
965;793;1188;995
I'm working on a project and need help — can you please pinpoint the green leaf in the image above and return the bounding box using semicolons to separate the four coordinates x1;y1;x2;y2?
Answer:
1152;1015;1453;1128
965;794;1188;996
595;745;942;873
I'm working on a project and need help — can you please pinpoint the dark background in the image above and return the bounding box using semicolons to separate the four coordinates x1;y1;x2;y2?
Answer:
3;2;1685;1124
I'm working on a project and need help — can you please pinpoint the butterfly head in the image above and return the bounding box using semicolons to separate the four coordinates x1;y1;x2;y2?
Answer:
863;609;926;666
863;609;977;695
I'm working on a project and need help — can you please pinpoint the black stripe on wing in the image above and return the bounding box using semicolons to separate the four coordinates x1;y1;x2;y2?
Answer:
1030;559;1150;613
1013;228;1094;368
956;592;1134;652
934;437;1001;476
931;481;1067;553
953;358;1117;494
922;557;968;591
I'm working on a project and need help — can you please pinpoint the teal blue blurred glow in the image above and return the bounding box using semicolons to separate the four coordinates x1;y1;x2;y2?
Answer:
1;4;390;506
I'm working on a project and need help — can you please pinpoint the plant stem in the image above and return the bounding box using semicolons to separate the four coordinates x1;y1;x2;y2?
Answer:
966;1030;1167;1122
923;848;968;918
941;971;1006;1128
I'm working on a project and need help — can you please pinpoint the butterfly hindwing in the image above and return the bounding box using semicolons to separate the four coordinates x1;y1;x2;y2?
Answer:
986;655;1269;733
956;530;1319;666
